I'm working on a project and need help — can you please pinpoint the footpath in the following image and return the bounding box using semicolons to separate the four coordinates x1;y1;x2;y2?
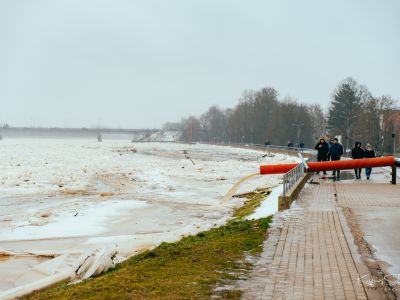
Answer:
240;168;400;299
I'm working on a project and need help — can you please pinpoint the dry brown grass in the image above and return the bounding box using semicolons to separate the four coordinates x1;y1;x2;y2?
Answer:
99;192;115;197
111;147;137;153
61;189;95;196
39;211;51;218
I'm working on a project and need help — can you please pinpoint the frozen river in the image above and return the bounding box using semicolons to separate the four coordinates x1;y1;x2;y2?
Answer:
0;139;297;298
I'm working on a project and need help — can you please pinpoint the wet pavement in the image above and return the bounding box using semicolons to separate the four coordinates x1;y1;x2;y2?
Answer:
335;169;400;298
240;168;400;299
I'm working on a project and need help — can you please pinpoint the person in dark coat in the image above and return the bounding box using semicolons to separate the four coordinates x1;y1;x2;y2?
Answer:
299;142;305;152
351;141;364;179
287;141;294;149
329;138;343;178
328;138;334;160
364;143;376;180
314;138;329;175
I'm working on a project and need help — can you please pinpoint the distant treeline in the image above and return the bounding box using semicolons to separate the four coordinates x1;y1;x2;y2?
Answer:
164;77;399;153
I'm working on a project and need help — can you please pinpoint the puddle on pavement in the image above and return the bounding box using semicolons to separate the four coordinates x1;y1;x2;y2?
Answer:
315;171;355;181
336;171;355;180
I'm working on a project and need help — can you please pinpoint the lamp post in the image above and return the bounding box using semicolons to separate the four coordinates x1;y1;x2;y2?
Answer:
393;108;397;156
292;122;304;146
390;107;398;183
346;128;350;157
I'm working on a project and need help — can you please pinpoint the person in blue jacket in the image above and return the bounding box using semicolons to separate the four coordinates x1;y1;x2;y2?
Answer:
329;138;344;179
328;138;334;160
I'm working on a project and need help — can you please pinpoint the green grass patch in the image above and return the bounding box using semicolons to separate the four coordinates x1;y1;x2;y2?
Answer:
233;188;271;219
25;217;272;300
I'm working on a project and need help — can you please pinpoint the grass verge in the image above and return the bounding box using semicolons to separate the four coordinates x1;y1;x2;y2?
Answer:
25;194;272;300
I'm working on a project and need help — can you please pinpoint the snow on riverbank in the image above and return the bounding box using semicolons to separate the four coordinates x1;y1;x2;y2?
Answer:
0;139;297;295
246;185;283;220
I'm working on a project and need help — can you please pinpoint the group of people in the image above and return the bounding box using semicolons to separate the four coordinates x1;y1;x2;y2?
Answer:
314;137;376;180
287;141;305;149
351;141;376;179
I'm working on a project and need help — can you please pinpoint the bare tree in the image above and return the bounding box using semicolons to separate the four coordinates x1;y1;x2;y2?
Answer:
199;105;228;143
307;103;325;140
376;96;398;153
180;116;201;142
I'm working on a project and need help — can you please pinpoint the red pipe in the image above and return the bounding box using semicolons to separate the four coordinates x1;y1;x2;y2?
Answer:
260;163;298;174
260;156;396;175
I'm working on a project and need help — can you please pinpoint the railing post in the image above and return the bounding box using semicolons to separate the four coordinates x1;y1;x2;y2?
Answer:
391;165;397;184
283;175;287;196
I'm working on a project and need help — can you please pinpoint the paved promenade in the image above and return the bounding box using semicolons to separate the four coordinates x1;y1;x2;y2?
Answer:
241;169;400;299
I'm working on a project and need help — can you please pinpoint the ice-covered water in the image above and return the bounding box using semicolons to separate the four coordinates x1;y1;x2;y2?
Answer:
0;139;296;296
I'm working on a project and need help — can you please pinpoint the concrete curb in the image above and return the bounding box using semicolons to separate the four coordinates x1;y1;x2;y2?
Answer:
278;173;311;210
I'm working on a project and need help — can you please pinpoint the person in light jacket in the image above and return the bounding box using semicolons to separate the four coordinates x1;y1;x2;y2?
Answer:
364;143;376;180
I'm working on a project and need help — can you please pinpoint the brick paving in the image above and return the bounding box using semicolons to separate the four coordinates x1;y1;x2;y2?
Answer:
241;169;400;299
241;181;369;299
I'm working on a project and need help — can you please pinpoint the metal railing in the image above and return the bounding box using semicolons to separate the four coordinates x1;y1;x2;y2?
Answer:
199;141;317;156
264;144;316;154
240;143;316;154
281;155;319;196
282;162;305;196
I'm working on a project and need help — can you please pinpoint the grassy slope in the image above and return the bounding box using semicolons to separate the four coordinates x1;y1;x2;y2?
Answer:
26;192;271;300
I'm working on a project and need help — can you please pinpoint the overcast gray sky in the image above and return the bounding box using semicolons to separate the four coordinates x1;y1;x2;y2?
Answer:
1;0;399;128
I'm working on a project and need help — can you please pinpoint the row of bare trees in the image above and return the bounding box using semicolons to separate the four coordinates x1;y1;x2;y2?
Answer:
165;79;398;153
165;87;322;148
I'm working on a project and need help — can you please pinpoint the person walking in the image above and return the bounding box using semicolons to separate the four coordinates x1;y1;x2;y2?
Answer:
314;138;329;175
351;141;364;179
364;143;376;180
328;138;334;161
329;138;343;179
299;142;305;153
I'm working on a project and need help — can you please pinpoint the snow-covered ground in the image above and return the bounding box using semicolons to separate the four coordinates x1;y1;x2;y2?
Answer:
136;130;180;142
0;139;297;297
